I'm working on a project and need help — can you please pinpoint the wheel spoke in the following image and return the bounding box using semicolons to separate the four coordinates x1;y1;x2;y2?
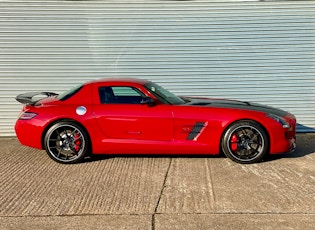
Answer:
241;129;247;136
55;129;60;137
248;145;256;152
56;148;62;158
73;142;81;150
73;135;82;142
65;150;70;160
49;138;59;142
70;128;78;136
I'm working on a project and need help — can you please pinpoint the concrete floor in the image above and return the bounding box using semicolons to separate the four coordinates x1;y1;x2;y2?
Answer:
0;134;314;230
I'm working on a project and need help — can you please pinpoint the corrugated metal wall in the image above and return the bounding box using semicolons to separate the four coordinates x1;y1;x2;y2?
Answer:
1;0;315;136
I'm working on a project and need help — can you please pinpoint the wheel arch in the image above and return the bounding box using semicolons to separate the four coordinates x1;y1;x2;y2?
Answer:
41;118;92;153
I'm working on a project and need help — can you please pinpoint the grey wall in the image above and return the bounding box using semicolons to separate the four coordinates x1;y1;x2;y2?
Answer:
1;0;315;136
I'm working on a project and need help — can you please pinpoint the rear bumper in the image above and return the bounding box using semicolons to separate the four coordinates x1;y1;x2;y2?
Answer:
15;120;43;149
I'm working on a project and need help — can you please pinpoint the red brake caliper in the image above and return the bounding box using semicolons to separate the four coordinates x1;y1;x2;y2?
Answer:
230;134;238;151
74;132;81;152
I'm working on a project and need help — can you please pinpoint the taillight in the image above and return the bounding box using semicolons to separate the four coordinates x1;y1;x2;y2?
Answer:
18;112;37;120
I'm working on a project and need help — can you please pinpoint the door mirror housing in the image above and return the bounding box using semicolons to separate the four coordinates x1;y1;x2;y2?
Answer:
140;97;156;105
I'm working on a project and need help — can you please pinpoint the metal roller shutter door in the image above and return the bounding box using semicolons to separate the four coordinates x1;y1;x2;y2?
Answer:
1;1;315;136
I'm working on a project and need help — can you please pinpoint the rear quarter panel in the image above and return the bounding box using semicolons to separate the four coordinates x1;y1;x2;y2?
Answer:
15;83;105;151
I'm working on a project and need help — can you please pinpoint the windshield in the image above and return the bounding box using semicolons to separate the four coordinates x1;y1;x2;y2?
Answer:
56;84;84;101
144;82;185;105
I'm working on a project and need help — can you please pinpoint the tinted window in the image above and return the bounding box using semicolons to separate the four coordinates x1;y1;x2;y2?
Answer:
99;86;145;104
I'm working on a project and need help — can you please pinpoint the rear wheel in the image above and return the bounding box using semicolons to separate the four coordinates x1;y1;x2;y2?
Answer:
44;121;89;164
221;120;269;164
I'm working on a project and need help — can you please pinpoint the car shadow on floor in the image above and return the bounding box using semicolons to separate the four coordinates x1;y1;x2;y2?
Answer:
83;133;315;164
83;152;222;164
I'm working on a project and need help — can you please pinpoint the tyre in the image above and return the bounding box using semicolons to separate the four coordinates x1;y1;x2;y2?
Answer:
221;120;269;164
44;121;89;164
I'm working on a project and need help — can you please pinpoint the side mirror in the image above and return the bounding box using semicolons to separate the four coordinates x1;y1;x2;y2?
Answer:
140;97;156;105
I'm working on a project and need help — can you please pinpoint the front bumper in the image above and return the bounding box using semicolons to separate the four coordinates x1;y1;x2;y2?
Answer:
269;112;296;155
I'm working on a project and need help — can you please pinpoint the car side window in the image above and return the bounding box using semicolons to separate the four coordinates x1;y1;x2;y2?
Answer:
99;86;145;104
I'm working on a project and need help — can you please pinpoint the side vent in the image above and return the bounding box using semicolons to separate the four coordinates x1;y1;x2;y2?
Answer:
187;122;206;140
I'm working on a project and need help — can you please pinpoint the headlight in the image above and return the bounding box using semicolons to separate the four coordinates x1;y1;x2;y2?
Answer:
18;112;37;120
266;114;290;128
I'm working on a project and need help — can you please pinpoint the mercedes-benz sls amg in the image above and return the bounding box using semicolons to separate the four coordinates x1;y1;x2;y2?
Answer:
15;78;296;164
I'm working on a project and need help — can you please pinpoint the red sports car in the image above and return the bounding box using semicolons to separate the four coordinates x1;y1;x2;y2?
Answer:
15;78;296;164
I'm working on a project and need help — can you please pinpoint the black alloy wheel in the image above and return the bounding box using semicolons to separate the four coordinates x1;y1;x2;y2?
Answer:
221;120;269;164
44;121;89;164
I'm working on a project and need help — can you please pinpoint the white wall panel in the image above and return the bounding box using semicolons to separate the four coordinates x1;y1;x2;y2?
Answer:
1;1;315;135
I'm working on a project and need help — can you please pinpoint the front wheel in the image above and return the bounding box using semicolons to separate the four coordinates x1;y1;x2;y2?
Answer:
221;120;269;164
44;121;89;164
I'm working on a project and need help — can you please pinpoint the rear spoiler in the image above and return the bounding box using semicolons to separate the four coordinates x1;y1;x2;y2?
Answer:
15;92;58;105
